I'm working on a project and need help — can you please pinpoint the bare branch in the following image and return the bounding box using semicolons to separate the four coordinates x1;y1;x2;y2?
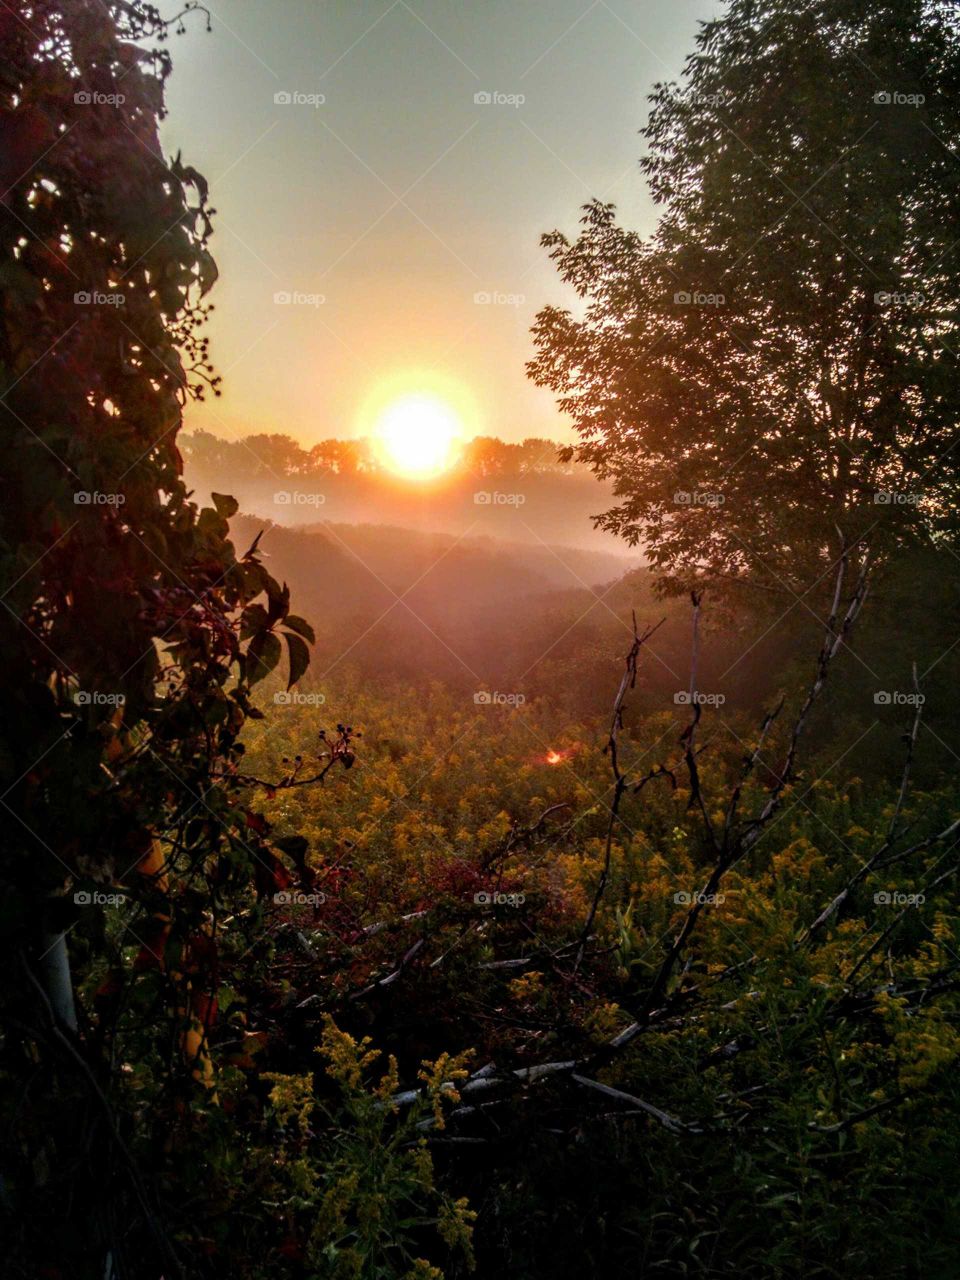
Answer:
573;613;665;969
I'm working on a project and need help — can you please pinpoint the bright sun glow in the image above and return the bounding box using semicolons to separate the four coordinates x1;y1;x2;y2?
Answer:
372;392;462;478
359;371;477;481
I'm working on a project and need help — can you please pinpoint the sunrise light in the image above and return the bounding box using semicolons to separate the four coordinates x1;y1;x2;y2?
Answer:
372;392;461;478
359;371;477;481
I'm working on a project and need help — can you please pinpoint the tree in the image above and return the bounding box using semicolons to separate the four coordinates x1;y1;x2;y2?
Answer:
528;0;960;604
0;3;342;1273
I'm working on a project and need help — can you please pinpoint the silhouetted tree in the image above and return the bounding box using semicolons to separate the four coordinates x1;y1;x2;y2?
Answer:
0;3;337;1272
529;0;960;602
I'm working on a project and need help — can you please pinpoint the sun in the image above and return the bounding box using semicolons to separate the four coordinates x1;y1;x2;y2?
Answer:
359;371;476;480
371;392;462;479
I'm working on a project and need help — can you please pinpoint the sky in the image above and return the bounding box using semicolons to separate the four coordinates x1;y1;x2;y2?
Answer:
160;0;719;447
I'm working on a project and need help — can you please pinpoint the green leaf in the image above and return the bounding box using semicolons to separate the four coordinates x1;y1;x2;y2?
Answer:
283;614;316;644
284;632;311;690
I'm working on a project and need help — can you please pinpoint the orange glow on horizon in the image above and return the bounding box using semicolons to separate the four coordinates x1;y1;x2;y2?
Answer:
359;371;478;481
371;392;462;478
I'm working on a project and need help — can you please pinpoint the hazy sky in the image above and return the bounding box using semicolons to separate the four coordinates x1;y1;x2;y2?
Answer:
160;0;718;446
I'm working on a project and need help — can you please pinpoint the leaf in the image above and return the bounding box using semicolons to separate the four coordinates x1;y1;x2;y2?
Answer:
240;603;269;640
197;247;219;297
264;576;290;625
247;631;282;685
283;614;316;644
242;528;265;560
274;835;309;860
211;491;239;519
274;834;310;881
284;632;311;690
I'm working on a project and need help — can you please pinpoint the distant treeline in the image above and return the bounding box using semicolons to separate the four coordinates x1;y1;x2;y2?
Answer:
182;430;581;480
182;430;624;550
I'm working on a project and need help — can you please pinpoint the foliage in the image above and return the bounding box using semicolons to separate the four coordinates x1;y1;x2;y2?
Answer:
0;1;343;1272
528;0;960;602
2;3;959;1279
234;661;960;1279
227;1021;476;1279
